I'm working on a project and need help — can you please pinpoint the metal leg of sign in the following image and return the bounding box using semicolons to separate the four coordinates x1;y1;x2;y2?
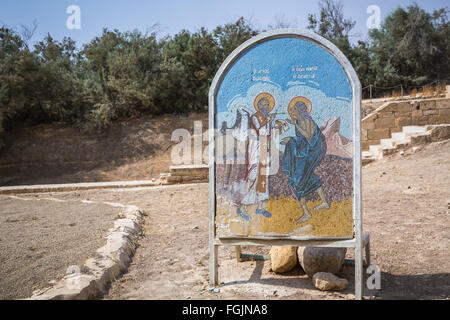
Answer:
210;243;218;286
365;239;371;267
235;245;242;262
355;236;364;300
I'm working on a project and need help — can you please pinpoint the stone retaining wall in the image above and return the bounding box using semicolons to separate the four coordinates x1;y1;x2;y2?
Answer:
162;164;209;184
361;98;450;150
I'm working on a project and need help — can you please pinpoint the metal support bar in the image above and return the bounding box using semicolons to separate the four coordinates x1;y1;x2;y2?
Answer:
235;246;269;261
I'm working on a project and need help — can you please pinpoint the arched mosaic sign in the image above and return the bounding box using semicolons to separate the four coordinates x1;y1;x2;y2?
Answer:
208;29;366;299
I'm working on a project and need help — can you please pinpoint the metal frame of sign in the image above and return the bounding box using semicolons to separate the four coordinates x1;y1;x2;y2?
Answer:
208;29;369;300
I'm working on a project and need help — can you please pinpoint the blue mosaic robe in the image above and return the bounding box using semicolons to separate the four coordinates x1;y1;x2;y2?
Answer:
281;121;326;199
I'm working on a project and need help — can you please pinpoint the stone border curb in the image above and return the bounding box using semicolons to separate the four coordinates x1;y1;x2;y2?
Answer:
26;205;145;300
1;167;210;194
0;180;162;195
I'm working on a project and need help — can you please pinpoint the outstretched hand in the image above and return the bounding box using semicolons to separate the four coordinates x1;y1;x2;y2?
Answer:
279;137;291;145
268;114;276;122
286;118;296;125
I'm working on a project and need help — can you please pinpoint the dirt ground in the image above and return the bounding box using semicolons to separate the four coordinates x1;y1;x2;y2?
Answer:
4;139;448;300
0;195;122;299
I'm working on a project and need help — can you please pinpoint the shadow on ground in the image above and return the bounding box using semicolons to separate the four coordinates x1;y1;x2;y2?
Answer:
222;261;450;300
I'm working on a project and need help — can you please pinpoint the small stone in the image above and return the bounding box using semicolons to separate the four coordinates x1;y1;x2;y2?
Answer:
269;246;298;273
312;272;348;291
399;151;405;155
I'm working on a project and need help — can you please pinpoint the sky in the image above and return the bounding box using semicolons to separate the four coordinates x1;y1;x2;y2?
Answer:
1;0;448;47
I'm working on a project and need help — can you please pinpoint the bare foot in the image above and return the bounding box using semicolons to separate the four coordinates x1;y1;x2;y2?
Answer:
314;202;330;210
296;210;312;224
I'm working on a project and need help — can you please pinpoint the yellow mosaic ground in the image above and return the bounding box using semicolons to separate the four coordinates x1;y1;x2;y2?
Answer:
216;196;353;238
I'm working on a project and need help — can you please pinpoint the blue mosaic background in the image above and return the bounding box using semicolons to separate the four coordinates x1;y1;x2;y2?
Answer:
216;36;353;141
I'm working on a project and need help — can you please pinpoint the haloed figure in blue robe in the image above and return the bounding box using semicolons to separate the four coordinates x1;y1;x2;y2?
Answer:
281;101;330;224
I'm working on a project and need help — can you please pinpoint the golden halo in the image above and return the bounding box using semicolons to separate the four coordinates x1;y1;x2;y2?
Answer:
253;92;275;112
288;96;312;119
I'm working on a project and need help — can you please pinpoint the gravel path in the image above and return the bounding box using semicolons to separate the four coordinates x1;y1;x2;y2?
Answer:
0;196;122;299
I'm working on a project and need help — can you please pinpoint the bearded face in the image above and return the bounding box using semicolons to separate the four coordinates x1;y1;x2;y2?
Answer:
292;101;309;120
258;98;270;116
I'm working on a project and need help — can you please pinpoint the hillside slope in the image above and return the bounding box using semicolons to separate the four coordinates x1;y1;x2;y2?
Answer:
0;113;208;186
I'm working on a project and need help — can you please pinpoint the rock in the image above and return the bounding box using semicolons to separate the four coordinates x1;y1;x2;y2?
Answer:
269;246;298;273
321;117;353;159
312;272;348;291
297;247;347;277
27;206;144;300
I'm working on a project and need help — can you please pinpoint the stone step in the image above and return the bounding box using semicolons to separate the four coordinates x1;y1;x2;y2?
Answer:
394;140;410;149
380;138;395;148
391;132;409;142
409;132;432;145
362;151;373;158
369;145;383;159
369;144;398;159
390;134;410;149
402;126;427;134
381;146;397;156
362;151;375;165
363;124;449;165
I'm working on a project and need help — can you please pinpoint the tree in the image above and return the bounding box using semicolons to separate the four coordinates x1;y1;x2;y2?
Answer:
214;17;257;61
306;0;374;85
369;3;450;86
307;0;355;40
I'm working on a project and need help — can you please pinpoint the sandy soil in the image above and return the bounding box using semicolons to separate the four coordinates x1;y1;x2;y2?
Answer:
360;140;450;299
0;195;122;299
8;139;448;300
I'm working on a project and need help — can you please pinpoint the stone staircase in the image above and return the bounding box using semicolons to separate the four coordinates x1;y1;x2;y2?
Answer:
362;124;450;165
